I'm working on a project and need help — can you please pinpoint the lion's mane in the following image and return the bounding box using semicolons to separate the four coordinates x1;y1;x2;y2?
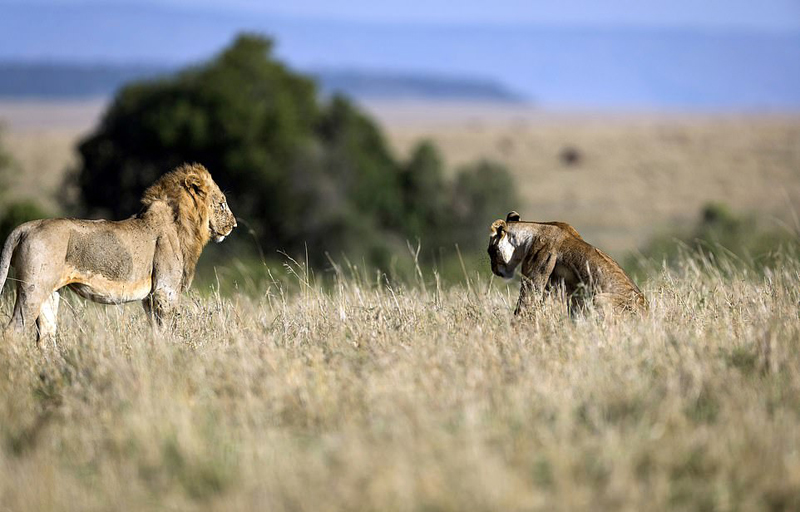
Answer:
141;163;213;290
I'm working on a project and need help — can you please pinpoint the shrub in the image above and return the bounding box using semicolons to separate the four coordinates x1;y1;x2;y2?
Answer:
399;140;448;242
447;160;519;252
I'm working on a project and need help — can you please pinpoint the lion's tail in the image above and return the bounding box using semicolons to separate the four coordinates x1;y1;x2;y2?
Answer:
0;223;32;295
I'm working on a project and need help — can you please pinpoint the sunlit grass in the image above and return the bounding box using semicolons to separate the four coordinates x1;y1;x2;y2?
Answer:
1;251;799;511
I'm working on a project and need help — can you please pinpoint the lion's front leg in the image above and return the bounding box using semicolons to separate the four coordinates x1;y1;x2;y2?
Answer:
514;276;535;316
142;289;178;329
514;250;557;316
145;233;183;331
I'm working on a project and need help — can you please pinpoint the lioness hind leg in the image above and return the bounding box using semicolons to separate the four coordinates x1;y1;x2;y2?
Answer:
36;291;61;348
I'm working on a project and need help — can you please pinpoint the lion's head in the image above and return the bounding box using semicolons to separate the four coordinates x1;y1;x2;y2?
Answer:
488;211;523;279
207;189;237;243
141;163;236;288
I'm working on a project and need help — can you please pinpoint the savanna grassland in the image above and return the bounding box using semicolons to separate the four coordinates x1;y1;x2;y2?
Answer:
1;101;800;510
1;253;800;511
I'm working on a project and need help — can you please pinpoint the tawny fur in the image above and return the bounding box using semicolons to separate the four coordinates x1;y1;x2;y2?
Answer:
0;163;236;344
488;211;646;315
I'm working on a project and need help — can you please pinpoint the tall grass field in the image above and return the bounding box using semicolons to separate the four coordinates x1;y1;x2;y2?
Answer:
1;250;799;511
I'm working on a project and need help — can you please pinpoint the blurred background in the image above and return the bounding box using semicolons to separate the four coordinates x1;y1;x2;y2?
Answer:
1;0;799;288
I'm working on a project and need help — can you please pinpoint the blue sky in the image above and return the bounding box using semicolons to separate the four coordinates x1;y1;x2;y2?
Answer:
7;0;800;31
2;0;799;108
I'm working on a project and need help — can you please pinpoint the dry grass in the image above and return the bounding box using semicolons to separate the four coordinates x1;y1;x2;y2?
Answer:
1;253;799;511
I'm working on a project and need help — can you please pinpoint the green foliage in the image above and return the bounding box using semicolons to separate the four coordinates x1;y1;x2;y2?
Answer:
447;159;519;252
628;202;800;276
0;201;50;243
399;140;448;239
76;34;520;272
78;35;319;248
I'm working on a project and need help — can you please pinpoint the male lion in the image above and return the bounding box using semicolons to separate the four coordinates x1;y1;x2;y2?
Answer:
488;211;645;315
0;163;236;343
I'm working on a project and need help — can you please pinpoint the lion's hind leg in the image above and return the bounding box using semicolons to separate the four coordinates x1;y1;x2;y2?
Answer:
6;281;46;335
36;291;61;348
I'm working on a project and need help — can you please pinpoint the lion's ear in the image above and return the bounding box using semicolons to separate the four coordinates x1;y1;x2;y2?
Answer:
506;211;521;222
184;174;207;198
490;219;507;236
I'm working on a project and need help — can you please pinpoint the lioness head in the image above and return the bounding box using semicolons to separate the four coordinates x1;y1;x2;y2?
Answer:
487;212;524;279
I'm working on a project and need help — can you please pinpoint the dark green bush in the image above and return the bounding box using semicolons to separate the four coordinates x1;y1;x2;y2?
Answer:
399;140;448;240
78;35;320;253
447;160;519;252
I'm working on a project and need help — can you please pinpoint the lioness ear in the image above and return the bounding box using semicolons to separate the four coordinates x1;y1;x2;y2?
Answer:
184;174;207;197
506;211;521;222
490;219;507;236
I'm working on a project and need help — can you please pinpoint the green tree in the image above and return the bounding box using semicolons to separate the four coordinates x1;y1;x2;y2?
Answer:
447;160;519;251
78;34;320;255
399;140;448;242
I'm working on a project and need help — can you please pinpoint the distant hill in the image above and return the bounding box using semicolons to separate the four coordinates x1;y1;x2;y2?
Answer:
315;70;522;102
0;62;523;102
1;2;799;109
0;63;170;98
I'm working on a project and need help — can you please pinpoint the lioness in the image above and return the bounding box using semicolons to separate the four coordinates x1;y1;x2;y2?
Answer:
0;163;236;342
488;211;645;315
